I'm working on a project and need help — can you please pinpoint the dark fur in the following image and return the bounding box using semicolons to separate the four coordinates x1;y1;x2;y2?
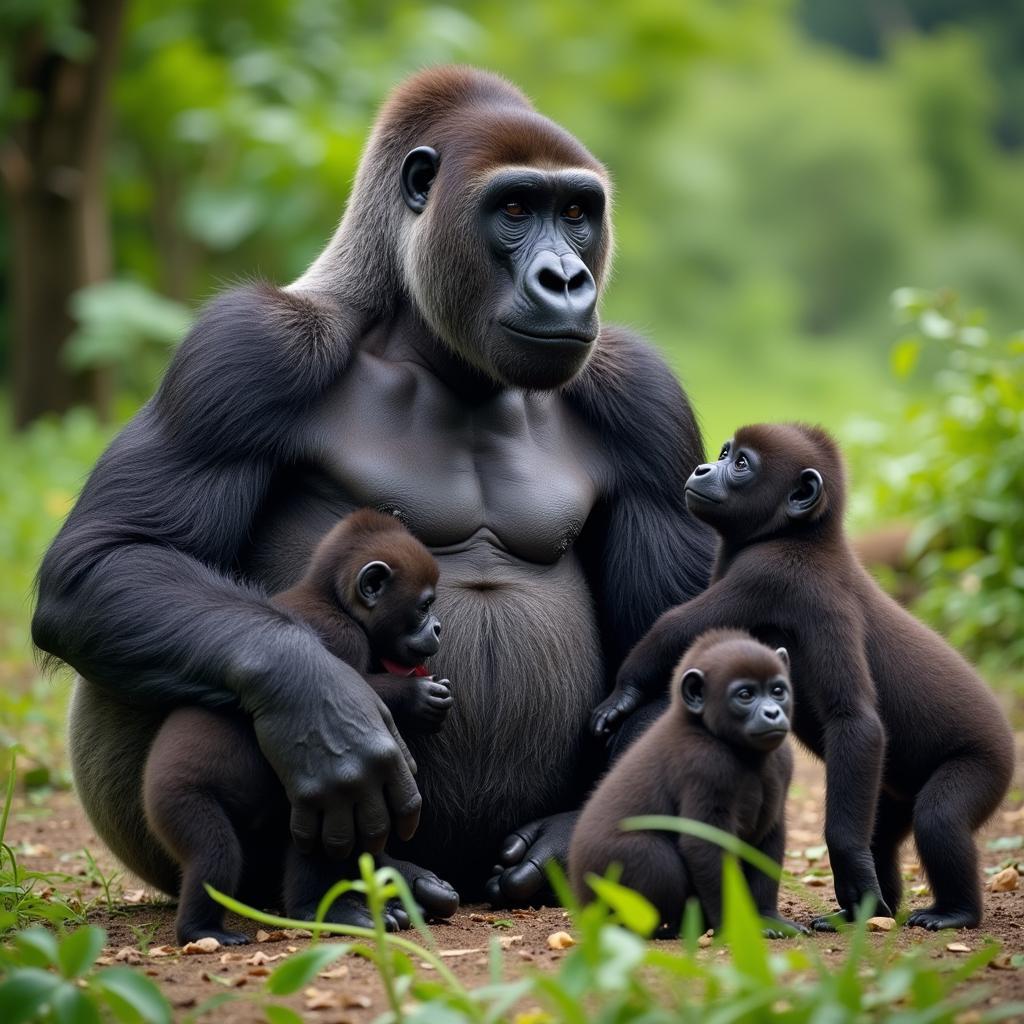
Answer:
571;630;796;935
33;66;713;906
596;423;1014;929
144;509;452;944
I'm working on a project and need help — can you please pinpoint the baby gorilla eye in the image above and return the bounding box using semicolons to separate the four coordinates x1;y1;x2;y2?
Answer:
736;688;754;701
734;454;749;471
771;685;787;699
718;445;730;461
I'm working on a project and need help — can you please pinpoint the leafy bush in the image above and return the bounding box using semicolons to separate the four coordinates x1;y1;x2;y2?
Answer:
865;288;1024;671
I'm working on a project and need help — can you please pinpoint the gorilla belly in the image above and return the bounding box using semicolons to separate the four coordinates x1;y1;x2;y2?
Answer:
393;537;604;890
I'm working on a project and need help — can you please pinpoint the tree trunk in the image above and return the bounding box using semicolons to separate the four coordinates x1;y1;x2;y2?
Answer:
1;0;125;429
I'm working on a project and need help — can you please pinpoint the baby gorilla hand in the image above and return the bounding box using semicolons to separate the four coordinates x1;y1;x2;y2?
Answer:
408;677;452;732
590;684;643;736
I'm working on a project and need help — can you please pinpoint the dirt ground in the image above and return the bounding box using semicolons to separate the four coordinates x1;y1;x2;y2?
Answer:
7;743;1024;1023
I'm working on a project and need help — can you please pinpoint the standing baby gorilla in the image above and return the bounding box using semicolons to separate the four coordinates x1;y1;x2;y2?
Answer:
144;509;454;945
571;630;801;937
593;423;1014;930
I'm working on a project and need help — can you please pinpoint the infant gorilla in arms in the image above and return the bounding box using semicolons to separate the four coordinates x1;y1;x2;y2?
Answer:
571;629;803;937
144;509;454;945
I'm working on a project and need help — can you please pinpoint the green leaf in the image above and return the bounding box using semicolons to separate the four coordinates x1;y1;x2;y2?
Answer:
92;967;172;1024
264;1005;305;1024
265;944;351;995
720;855;771;986
621;816;782;880
50;981;102;1024
13;927;61;968
0;968;61;1024
57;926;106;979
890;337;921;378
585;875;659;936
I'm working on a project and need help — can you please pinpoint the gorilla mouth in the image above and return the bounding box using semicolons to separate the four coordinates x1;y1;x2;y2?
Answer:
499;323;595;345
380;658;431;678
684;487;721;505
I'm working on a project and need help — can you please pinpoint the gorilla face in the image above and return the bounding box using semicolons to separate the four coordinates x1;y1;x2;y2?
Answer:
401;147;610;391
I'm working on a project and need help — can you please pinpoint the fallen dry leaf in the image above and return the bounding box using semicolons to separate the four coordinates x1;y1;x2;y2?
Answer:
122;888;148;904
698;929;714;948
989;866;1019;892
547;931;575;950
867;917;896;932
147;945;177;958
247;966;271;977
946;942;972;953
439;947;484;958
245;950;284;967
989;954;1017;971
183;937;222;955
20;842;53;857
469;912;495;923
343;993;372;1009
498;935;524;949
115;947;143;964
255;929;288;943
202;971;246;988
800;874;830;887
283;928;312;939
318;963;350;980
303;987;341;1010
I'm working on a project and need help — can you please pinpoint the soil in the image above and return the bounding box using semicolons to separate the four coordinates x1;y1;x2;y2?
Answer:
7;742;1024;1023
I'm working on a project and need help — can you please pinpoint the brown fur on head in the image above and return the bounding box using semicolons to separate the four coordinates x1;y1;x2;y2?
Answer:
671;629;792;754
304;508;439;609
686;422;846;546
290;65;614;390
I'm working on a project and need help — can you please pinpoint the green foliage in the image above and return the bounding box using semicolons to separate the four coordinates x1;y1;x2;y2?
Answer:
864;288;1024;671
0;924;171;1024
202;848;1018;1023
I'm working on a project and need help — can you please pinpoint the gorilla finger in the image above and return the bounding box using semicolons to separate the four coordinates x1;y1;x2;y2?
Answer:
386;900;411;930
413;875;459;918
380;703;417;776
355;792;391;855
322;805;356;860
385;773;422;842
500;827;539;865
484;874;504;907
290;805;320;855
500;858;546;902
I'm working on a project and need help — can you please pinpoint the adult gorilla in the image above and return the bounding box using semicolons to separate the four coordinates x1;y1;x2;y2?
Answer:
34;66;712;911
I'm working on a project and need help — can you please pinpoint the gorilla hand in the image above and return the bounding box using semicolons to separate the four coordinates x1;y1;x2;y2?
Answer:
378;854;459;921
485;811;578;906
246;639;421;860
590;683;643;736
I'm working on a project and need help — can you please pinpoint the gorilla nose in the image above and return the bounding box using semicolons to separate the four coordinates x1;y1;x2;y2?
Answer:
432;621;441;640
764;704;780;720
692;464;714;476
525;251;597;321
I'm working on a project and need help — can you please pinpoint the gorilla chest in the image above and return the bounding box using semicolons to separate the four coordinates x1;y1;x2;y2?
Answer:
304;354;606;561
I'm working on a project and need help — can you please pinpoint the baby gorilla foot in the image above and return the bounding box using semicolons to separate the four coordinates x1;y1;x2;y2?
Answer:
810;910;851;932
762;916;810;939
906;906;980;930
378;854;459;919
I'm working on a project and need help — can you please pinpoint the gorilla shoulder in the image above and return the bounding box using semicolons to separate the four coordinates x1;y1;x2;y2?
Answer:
155;283;363;456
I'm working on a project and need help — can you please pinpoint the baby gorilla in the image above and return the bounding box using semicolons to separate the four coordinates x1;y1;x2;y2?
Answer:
593;423;1014;930
571;630;802;938
144;509;454;945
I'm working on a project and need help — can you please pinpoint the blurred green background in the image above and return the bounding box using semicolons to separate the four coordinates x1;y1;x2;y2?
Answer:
1;0;1022;776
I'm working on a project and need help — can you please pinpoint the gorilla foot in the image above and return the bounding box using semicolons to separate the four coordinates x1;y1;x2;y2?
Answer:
378;854;459;919
810;910;850;932
906;906;980;930
762;916;810;939
291;891;408;933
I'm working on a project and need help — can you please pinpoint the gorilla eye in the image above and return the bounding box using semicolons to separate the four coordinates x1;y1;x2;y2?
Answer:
718;443;730;461
562;203;584;221
503;199;528;218
771;685;787;699
735;454;749;471
736;688;754;701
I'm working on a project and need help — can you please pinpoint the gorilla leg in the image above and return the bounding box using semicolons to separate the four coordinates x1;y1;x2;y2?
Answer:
144;707;280;945
870;793;913;917
907;757;1004;930
608;834;689;933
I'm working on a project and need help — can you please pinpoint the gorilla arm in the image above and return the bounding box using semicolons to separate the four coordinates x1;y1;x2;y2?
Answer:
33;284;421;858
486;328;715;905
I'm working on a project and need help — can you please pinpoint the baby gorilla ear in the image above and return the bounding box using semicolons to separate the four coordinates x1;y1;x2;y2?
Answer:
786;468;824;520
680;668;706;715
775;647;790;668
356;561;393;608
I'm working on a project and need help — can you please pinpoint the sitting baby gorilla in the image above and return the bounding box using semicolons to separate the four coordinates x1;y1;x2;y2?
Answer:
570;630;803;938
144;509;454;945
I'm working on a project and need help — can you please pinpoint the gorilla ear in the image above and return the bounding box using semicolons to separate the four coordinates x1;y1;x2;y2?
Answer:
680;669;705;715
775;646;790;668
787;468;824;520
400;147;440;213
356;561;393;607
